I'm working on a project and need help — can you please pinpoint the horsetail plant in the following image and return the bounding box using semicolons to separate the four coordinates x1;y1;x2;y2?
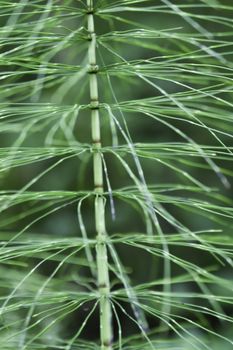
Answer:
87;0;113;348
0;1;233;350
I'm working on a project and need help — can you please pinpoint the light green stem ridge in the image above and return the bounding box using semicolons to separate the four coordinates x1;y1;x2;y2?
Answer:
86;1;113;349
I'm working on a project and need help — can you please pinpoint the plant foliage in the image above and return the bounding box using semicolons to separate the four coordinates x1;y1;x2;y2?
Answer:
0;0;233;349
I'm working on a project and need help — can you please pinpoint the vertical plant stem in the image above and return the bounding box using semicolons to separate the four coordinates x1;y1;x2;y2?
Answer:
86;1;113;349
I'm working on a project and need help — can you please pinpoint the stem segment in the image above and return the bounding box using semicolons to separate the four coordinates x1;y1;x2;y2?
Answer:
86;1;113;349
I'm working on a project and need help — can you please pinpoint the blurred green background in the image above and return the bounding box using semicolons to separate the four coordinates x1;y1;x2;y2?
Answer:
0;0;233;348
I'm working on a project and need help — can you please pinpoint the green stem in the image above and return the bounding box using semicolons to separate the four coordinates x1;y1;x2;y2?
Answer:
86;1;113;349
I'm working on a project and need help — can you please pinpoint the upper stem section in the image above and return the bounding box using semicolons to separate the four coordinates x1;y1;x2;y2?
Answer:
87;1;103;194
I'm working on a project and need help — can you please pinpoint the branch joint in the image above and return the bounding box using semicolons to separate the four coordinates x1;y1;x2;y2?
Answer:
88;64;99;74
86;9;95;15
89;100;100;110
